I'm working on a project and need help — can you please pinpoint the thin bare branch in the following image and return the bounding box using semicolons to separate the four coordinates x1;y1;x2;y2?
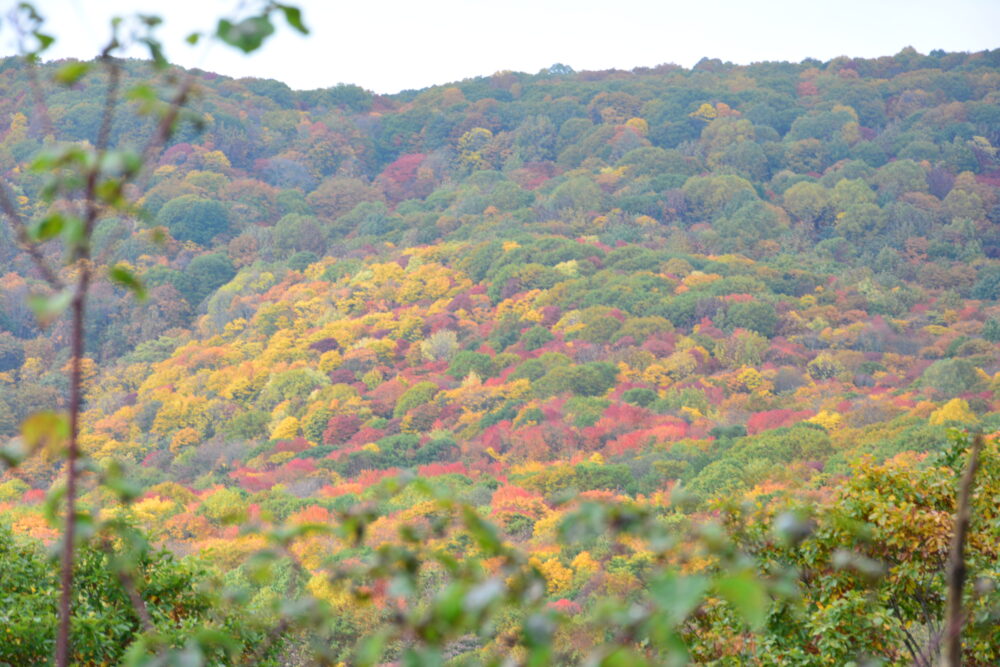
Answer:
940;433;985;667
138;73;197;186
96;57;121;155
6;9;55;138
117;568;156;633
77;56;121;255
0;179;64;288
890;597;930;667
25;59;55;138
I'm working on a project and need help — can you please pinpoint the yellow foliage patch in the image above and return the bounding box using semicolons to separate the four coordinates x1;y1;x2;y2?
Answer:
928;398;978;425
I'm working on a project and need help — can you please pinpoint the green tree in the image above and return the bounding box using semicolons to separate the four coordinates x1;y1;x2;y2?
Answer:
782;180;831;225
174;253;236;305
394;381;440;418
982;318;1000;343
548;175;603;212
0;523;273;665
0;331;25;372
448;351;497;380
724;301;779;337
521;325;554;351
682;174;757;220
568;361;619;397
715;200;790;245
873;158;928;199
972;266;1000;300
156;195;230;245
921;358;986;398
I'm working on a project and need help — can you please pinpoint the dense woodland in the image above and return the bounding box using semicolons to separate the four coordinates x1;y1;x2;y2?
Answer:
0;43;999;664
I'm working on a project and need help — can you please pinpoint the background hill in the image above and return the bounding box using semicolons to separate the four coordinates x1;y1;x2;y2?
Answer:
0;48;999;663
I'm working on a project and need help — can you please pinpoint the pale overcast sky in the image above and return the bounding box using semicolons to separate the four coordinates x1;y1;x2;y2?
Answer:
3;0;999;94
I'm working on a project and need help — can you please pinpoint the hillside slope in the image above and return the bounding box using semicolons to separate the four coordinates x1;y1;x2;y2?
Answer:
0;48;999;663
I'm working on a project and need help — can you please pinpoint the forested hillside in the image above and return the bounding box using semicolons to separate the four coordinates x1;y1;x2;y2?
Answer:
1;46;999;664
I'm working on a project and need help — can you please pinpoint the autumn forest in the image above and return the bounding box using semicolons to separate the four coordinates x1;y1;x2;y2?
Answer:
0;7;998;664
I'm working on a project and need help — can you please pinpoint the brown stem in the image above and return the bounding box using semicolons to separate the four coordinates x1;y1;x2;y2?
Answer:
55;276;88;667
117;568;156;634
54;83;106;667
26;60;54;138
940;433;984;667
16;31;54;139
95;534;156;634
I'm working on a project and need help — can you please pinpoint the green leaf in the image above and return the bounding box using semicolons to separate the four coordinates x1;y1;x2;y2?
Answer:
185;32;201;45
268;522;330;544
17;2;44;22
62;215;86;247
28;290;73;326
21;411;69;457
649;572;708;625
434;582;465;625
172;642;205;667
0;439;28;468
716;571;768;629
54;61;90;85
388;572;416;599
773;510;814;546
101;149;142;178
43;485;66;526
126;84;157;103
246;550;279;584
831;548;886;581
29;148;59;172
15;4;54;58
601;648;651;667
275;4;308;34
102;462;143;502
523;612;554;647
463;578;502;614
96;179;125;205
216;15;275;53
28;212;65;241
108;264;147;300
461;506;502;554
402;647;442;667
355;630;389;667
194;627;238;652
72;510;96;541
30;144;93;173
137;14;162;28
139;37;167;68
